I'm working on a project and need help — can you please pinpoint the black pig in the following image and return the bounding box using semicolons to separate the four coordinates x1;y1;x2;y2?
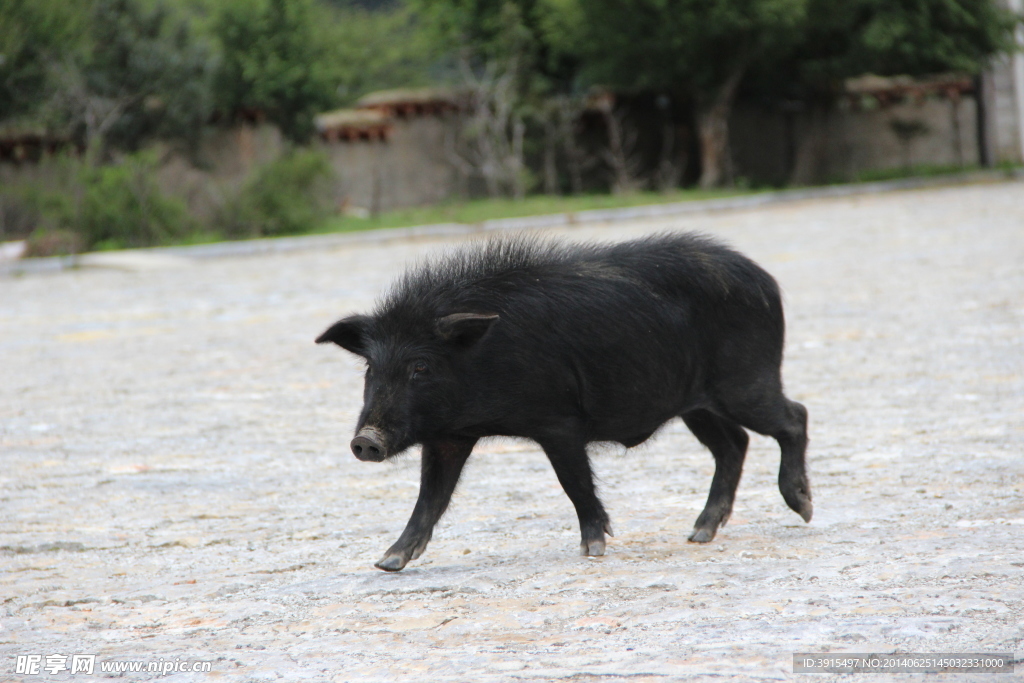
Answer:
316;234;810;571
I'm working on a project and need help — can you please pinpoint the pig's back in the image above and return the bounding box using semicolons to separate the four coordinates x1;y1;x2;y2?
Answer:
399;233;779;313
403;234;785;439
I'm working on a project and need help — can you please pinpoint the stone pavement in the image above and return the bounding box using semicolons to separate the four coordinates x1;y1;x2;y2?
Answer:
1;181;1022;682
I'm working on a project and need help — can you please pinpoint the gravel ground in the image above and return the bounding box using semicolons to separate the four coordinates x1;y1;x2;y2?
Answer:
1;181;1023;682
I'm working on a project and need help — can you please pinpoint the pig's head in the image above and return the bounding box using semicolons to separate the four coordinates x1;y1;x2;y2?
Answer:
316;311;498;461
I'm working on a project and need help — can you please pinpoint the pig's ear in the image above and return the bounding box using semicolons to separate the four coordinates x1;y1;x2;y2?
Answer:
436;312;499;346
316;315;372;356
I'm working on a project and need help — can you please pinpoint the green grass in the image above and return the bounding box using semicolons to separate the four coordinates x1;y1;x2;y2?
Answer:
55;188;758;253
46;164;1021;255
313;188;757;236
85;229;229;252
856;161;1023;184
306;163;1019;239
852;163;981;183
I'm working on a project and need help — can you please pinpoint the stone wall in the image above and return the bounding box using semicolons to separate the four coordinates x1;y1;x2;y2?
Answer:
316;114;460;214
982;0;1024;165
731;95;981;186
2;68;1019;237
981;54;1024;166
153;115;460;220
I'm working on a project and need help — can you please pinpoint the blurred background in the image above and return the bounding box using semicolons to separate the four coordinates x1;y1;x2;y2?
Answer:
1;0;1022;258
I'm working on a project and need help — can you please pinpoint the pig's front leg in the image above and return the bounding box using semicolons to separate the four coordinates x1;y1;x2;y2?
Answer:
375;437;476;571
538;431;613;557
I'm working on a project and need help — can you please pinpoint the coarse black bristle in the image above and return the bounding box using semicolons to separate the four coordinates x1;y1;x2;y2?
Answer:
375;232;779;324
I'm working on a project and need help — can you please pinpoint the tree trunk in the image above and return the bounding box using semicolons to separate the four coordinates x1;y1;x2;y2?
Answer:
656;120;686;192
511;116;525;200
557;97;586;195
543;117;559;195
599;99;642;194
696;65;746;189
950;92;963;167
789;102;829;185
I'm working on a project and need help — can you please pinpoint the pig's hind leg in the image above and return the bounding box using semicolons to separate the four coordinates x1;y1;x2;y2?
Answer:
538;433;613;557
375;438;476;572
719;391;812;524
682;410;749;543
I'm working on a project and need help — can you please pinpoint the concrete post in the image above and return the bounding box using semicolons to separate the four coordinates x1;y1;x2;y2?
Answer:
1011;0;1024;162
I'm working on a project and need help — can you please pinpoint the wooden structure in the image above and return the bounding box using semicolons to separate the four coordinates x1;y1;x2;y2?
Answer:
315;109;392;143
0;125;79;164
355;88;460;119
315;88;461;145
843;73;976;109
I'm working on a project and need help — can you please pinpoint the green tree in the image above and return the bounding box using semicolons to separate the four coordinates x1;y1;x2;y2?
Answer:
783;0;1018;93
412;1;563;197
40;0;214;160
751;0;1019;182
412;0;532;57
323;4;436;105
210;0;336;142
413;0;577;90
86;0;214;154
550;0;807;188
0;0;89;123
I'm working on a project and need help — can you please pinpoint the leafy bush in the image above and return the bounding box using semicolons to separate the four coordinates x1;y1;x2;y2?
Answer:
22;151;192;253
218;149;334;237
10;148;333;256
24;229;85;257
76;153;193;249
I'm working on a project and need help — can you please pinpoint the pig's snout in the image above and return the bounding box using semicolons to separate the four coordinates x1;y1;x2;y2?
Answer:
351;427;387;462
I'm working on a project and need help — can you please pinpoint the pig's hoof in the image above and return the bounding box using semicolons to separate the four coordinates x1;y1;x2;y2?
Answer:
688;527;716;543
781;478;813;522
783;488;813;523
796;498;813;523
374;554;408;572
580;538;606;556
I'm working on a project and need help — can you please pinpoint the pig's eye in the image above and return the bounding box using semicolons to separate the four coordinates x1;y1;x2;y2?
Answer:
411;361;429;379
